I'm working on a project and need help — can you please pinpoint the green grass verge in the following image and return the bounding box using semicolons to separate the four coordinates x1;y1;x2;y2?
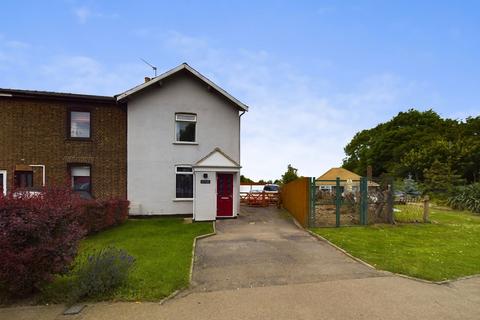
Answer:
42;218;213;302
311;209;480;281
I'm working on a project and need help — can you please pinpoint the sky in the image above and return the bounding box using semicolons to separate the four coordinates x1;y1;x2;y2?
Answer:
1;1;479;181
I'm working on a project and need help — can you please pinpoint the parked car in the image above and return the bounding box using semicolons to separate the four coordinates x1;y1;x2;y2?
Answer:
263;184;279;193
394;191;406;204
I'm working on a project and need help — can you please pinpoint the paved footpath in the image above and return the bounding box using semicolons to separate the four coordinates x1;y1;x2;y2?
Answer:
2;207;480;320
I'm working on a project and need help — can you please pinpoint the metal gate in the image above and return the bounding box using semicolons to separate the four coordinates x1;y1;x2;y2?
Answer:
309;176;393;227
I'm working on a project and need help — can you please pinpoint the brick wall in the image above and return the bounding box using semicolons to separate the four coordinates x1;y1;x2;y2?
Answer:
0;96;127;200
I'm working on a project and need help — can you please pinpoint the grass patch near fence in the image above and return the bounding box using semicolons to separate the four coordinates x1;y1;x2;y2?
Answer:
394;204;424;223
42;218;213;302
311;208;480;281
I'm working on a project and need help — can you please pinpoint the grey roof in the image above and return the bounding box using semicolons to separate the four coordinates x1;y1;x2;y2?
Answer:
0;88;115;103
116;63;249;111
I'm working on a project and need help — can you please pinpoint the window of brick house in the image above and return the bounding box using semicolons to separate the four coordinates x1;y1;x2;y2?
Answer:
1;170;7;195
14;171;33;189
175;113;196;142
69;110;91;138
175;166;193;199
70;165;91;195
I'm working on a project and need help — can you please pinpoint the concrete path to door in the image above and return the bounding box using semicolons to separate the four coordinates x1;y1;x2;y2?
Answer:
191;206;384;292
3;206;480;320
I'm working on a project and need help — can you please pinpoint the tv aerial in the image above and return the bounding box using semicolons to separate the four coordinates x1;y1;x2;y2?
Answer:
140;58;157;77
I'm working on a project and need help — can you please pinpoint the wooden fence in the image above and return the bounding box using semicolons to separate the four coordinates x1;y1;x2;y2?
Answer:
281;177;311;227
240;192;280;207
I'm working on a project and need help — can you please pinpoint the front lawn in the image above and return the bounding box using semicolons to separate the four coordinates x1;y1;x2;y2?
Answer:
42;218;213;302
311;209;480;281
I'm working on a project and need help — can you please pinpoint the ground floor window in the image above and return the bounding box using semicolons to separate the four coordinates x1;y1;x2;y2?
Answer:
14;171;33;189
70;165;91;195
0;170;6;195
175;166;193;198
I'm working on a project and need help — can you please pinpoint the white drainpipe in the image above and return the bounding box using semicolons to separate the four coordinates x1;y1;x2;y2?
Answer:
29;164;46;186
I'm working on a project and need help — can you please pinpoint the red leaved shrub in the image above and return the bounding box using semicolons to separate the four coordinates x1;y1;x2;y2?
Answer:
0;185;130;297
0;188;86;296
78;199;130;234
113;200;129;225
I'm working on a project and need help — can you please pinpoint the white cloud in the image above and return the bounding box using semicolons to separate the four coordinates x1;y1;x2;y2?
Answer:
0;36;30;70
0;29;431;181
5;40;30;49
317;6;335;15
73;6;119;24
73;7;91;24
39;55;144;95
162;32;420;181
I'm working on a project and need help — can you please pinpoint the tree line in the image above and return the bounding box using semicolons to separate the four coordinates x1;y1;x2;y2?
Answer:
342;109;480;186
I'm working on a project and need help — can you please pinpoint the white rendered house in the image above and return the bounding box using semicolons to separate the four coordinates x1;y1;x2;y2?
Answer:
117;63;248;220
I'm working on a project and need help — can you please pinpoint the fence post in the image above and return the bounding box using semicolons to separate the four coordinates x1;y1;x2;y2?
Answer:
364;178;369;225
359;177;367;225
308;177;316;227
387;177;395;224
335;177;341;227
423;195;430;223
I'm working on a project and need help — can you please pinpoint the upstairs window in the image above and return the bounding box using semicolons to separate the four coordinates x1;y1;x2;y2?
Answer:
175;113;196;142
69;110;91;138
175;166;193;199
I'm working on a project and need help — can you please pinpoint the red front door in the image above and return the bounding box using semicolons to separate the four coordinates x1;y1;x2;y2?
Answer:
217;173;233;217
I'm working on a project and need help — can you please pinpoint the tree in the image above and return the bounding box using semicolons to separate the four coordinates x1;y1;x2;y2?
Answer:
240;175;254;184
342;110;480;183
281;164;299;184
423;160;463;196
403;174;420;195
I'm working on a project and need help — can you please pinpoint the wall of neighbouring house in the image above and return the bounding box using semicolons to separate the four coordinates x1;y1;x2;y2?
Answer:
127;70;241;215
0;96;127;199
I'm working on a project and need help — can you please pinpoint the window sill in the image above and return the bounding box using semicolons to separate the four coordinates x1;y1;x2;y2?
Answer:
173;198;194;202
66;137;93;142
173;141;198;145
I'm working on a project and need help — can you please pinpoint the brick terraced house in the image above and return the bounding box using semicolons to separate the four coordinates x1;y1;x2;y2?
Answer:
0;63;248;221
0;89;127;200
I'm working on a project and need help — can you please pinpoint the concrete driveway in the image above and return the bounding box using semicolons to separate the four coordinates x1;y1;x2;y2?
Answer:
2;206;480;320
191;206;384;292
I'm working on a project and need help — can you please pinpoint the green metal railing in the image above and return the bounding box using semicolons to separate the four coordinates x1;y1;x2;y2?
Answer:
309;176;371;228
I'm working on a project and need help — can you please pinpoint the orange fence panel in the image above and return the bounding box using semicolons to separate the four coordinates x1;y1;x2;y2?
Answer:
281;177;310;227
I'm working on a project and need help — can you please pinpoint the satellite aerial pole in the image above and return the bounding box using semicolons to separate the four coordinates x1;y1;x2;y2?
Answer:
140;58;157;77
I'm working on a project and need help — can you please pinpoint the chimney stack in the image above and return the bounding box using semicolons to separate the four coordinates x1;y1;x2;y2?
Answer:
144;77;151;83
367;165;373;181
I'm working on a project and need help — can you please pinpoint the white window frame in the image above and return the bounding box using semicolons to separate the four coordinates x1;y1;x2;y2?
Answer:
69;110;91;139
70;165;92;194
0;170;7;196
174;165;194;201
174;113;197;144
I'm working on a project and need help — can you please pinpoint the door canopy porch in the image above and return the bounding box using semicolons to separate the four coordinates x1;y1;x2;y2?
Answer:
193;147;241;172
